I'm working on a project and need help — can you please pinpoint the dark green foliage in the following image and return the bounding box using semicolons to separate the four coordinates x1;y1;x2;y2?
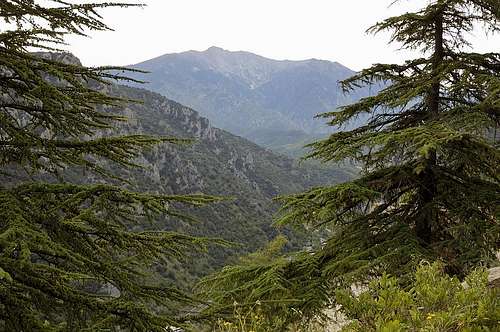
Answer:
200;0;500;327
0;182;220;331
0;1;222;330
337;262;499;331
197;236;318;331
293;0;500;276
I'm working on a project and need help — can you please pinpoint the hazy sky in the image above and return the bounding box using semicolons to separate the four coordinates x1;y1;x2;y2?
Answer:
67;0;499;71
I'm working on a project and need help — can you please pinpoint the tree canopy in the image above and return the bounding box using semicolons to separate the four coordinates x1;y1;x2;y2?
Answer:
0;1;221;331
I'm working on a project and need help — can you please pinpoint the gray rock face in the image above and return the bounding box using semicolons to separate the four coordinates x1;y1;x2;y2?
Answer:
122;47;375;156
33;52;83;65
488;266;500;288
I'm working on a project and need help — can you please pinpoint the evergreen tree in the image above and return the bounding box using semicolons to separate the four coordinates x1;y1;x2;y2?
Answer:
0;1;221;330
199;0;499;327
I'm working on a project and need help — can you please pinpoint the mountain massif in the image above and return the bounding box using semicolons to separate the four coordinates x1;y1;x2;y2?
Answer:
21;52;351;284
0;52;354;286
123;47;375;156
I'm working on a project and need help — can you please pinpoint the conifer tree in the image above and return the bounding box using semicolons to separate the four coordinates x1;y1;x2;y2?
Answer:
0;1;220;330
199;0;499;326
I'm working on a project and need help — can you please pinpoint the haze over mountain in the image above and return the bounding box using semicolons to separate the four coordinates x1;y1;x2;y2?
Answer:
124;47;376;156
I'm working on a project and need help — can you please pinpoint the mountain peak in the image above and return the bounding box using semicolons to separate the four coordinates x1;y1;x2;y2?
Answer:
126;48;370;145
205;46;226;53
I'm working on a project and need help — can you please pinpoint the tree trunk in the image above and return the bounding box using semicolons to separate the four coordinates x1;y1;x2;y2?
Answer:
417;6;444;245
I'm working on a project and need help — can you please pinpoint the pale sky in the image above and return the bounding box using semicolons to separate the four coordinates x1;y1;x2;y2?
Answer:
67;0;499;71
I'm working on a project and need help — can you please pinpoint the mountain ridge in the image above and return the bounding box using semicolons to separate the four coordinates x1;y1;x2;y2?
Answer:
122;47;373;156
140;46;352;89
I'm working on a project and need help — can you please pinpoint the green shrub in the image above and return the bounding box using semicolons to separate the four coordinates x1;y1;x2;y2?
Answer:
337;262;499;331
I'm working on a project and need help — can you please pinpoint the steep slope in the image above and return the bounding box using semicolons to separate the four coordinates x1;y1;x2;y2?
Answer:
95;84;353;283
123;47;374;156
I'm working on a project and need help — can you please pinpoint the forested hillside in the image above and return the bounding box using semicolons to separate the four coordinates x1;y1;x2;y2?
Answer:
11;54;353;286
96;81;354;282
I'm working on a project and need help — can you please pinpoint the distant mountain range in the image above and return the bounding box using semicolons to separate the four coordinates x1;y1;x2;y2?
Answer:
123;47;376;156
